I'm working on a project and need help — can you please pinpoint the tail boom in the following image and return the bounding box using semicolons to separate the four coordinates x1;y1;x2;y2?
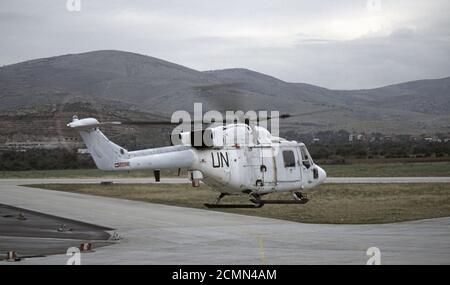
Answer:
69;116;196;171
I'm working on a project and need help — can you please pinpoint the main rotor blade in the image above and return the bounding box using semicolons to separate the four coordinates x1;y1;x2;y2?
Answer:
120;121;179;126
258;107;345;121
120;107;344;126
121;120;206;126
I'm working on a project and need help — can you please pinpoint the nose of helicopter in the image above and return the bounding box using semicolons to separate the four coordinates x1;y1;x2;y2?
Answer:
316;166;327;184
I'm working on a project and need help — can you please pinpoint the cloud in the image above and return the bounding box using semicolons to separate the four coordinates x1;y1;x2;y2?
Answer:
0;0;449;89
388;28;416;40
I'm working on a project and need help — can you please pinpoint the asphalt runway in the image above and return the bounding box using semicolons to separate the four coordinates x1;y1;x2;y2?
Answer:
0;204;113;260
0;178;449;264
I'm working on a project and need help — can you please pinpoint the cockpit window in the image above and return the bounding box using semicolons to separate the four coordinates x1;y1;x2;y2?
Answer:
282;150;296;167
300;145;313;169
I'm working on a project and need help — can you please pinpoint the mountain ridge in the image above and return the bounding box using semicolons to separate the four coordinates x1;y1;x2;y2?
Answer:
1;50;449;135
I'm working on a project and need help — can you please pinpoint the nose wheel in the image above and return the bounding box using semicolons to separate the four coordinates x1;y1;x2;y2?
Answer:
293;192;309;203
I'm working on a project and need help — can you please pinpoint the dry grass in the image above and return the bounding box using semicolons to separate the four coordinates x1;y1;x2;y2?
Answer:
323;161;450;177
26;183;450;224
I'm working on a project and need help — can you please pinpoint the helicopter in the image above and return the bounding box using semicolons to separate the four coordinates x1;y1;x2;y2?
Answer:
67;110;327;208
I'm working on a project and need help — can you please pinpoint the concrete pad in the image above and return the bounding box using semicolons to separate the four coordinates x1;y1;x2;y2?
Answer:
0;179;449;264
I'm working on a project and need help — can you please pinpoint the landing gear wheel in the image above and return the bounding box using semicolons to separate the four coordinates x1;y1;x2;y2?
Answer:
215;193;227;204
293;192;309;203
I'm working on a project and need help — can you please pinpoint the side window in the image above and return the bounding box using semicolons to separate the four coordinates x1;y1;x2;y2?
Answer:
282;150;296;167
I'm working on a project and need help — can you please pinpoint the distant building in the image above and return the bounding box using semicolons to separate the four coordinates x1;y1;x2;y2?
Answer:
1;137;83;151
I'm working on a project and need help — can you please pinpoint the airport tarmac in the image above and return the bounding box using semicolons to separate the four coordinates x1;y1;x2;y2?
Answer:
0;203;113;260
0;178;449;264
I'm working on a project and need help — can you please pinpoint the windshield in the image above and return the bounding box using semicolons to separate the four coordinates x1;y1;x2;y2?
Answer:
300;145;314;169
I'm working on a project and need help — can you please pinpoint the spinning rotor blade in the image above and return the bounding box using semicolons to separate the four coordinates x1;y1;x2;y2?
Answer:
120;119;205;126
119;107;344;126
285;107;345;118
249;107;344;122
120;121;179;126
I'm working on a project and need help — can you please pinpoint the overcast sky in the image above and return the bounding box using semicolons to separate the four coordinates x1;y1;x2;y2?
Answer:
1;0;449;89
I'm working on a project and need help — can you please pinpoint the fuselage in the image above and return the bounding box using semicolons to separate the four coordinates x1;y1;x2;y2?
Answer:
69;117;326;196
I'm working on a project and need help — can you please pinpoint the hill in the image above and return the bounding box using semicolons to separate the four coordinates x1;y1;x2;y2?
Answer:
0;50;449;147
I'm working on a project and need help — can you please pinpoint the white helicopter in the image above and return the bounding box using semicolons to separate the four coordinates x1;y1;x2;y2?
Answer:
68;112;326;208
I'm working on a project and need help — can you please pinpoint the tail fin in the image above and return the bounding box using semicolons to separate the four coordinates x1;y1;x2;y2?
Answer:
68;116;127;171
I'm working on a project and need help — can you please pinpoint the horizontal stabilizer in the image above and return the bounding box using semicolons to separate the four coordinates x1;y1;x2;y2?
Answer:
67;116;121;129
